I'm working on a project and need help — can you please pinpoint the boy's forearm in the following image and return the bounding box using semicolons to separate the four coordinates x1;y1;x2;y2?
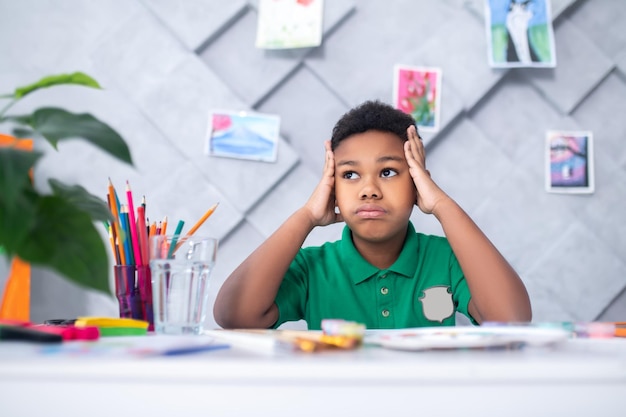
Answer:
432;197;532;323
214;208;316;329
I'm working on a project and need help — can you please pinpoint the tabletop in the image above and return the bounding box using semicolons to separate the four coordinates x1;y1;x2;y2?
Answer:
1;330;625;417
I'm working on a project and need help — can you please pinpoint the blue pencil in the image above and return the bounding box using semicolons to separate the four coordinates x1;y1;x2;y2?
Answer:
119;206;134;265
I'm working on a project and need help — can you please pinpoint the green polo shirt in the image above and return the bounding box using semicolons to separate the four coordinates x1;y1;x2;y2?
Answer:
273;221;475;330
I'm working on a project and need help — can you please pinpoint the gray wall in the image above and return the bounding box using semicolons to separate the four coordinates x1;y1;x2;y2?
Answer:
1;0;625;328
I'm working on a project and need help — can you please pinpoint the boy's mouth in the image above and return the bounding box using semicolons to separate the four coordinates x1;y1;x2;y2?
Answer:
355;204;387;218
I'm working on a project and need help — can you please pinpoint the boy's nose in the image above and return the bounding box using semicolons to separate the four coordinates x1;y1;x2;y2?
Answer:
360;178;381;199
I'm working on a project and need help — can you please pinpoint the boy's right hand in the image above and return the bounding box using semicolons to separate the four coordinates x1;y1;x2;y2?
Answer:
302;140;344;227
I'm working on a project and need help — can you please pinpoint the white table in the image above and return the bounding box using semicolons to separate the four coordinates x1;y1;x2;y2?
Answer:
0;333;625;417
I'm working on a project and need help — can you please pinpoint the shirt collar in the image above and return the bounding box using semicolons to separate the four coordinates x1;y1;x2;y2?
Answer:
340;221;419;285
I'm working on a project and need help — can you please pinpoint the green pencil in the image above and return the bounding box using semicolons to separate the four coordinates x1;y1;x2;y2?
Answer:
167;220;185;259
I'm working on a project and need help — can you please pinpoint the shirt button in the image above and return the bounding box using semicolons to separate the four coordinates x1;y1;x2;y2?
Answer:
382;309;390;318
380;274;387;279
380;287;389;295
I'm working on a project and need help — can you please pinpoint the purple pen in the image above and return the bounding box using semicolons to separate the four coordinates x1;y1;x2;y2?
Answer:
161;343;230;356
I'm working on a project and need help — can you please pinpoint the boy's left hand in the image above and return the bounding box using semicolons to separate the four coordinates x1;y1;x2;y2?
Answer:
404;125;449;214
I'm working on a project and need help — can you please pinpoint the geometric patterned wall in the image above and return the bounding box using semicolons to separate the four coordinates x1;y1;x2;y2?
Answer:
1;0;625;329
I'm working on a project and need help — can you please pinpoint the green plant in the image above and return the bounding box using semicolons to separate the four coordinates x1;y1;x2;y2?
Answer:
0;72;133;295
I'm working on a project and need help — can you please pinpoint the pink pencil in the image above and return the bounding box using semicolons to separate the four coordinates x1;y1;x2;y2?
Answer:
126;181;143;266
137;205;149;266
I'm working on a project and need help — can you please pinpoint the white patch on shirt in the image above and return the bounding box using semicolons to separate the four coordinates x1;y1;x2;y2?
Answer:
419;286;454;323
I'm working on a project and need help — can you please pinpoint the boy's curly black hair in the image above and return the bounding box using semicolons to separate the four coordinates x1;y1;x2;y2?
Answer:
330;100;418;151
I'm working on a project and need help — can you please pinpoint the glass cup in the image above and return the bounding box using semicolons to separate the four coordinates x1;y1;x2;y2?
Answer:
149;235;218;335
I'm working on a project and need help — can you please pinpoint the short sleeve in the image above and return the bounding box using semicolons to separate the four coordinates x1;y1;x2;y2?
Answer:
448;251;479;325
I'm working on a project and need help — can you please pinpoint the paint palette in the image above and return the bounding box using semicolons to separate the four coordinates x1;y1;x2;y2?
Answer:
364;326;570;351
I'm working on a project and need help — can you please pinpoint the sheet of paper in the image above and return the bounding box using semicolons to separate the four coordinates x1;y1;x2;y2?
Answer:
393;65;442;133
484;0;556;68
545;130;594;194
256;0;324;49
205;110;280;163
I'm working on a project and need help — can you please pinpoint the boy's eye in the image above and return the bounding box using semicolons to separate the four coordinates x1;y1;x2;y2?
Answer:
343;171;360;180
381;168;398;178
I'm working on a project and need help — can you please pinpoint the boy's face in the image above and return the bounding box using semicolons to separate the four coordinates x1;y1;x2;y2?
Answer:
334;130;417;243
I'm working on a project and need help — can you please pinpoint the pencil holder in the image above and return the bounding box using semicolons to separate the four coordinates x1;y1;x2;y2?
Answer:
113;265;154;331
136;265;154;331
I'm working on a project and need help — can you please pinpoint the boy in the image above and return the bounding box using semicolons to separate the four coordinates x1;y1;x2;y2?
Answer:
214;100;531;330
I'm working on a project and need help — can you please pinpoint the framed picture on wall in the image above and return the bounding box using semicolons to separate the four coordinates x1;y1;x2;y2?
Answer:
545;130;594;194
484;0;556;68
393;65;442;132
205;110;281;163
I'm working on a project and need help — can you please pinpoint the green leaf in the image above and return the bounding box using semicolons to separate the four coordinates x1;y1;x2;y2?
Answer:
3;114;31;125
12;72;101;100
0;147;41;207
49;179;114;223
0;187;38;256
12;127;35;138
13;107;133;165
16;196;111;295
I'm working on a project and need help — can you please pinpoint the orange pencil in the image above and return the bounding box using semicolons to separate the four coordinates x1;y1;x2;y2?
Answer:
161;216;168;235
183;202;219;238
107;179;126;265
172;203;219;254
108;223;120;264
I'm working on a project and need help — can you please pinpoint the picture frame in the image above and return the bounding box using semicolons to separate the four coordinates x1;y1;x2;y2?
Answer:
393;65;442;132
485;0;556;68
206;110;281;163
545;130;594;194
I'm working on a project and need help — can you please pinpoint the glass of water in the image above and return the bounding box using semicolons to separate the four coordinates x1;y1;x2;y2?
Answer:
149;235;218;335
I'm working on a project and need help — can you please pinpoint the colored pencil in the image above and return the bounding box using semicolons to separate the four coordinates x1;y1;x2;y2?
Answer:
183;202;219;239
171;203;218;254
137;205;149;266
125;181;143;267
119;205;134;265
161;216;168;235
107;223;120;264
108;179;126;265
167;220;185;259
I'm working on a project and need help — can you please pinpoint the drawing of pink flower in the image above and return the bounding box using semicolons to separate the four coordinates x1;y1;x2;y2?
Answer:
396;67;438;128
212;114;232;132
400;98;414;113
